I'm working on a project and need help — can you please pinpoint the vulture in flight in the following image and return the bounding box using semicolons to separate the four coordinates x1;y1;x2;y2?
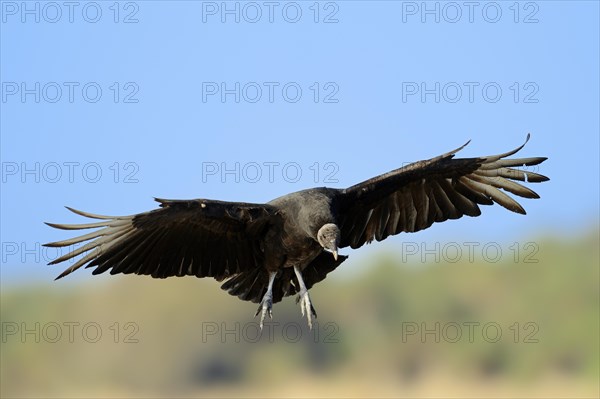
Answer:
45;135;548;329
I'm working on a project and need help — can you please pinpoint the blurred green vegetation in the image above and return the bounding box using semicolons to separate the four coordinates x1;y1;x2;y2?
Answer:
1;229;598;398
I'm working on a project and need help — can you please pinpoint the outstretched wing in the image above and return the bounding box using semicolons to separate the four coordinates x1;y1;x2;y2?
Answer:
44;198;282;281
334;134;549;249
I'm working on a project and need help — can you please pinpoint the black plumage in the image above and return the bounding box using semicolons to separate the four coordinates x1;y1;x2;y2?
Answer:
45;135;548;328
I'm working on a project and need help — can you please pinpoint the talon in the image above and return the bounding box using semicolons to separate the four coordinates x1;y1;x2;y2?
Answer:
293;266;319;330
299;298;306;316
256;272;277;330
255;294;273;330
297;289;317;329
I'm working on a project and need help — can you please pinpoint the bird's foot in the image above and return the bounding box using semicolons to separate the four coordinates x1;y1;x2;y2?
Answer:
254;292;273;330
296;289;317;329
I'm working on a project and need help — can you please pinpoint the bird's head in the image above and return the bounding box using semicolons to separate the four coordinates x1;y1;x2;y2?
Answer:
317;223;340;260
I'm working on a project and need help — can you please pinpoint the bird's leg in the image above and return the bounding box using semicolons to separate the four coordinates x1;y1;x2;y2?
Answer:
254;271;277;330
293;265;317;329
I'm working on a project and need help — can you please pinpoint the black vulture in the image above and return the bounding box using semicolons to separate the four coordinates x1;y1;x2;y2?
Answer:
44;135;548;329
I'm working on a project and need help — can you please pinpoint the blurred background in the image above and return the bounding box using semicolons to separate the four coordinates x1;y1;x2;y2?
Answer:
1;1;598;398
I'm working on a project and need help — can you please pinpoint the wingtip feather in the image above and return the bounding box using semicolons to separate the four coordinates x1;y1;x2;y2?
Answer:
44;222;68;231
514;206;527;215
54;271;68;280
451;139;471;155
65;206;115;219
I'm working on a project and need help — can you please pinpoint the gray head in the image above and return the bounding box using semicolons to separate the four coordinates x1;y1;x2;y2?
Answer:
317;223;341;260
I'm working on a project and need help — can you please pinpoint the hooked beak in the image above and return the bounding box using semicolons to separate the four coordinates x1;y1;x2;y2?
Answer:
332;248;338;261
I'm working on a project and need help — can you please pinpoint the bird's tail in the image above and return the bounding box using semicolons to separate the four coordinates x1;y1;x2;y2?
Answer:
220;268;269;304
220;252;348;304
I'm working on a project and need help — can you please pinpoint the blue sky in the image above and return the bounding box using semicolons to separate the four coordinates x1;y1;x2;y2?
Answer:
1;1;599;286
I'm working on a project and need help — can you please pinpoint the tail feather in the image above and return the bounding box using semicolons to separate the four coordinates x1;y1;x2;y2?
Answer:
220;252;348;304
